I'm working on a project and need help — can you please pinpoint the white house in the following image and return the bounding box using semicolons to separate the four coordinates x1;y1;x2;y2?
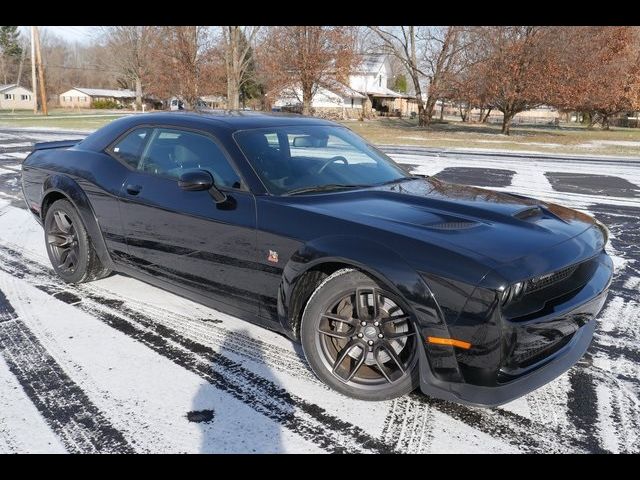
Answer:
272;54;418;118
350;54;418;116
0;84;36;110
274;79;366;116
59;87;137;108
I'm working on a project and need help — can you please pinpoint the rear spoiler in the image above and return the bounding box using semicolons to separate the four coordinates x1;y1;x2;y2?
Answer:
32;139;80;151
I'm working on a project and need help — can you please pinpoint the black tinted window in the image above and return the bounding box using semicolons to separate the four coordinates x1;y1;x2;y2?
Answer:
234;126;408;195
110;128;150;168
138;128;241;188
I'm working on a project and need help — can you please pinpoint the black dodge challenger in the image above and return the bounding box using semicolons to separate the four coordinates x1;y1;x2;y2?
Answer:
20;112;613;406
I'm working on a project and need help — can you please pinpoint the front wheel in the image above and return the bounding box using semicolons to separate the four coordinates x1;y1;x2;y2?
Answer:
301;269;419;400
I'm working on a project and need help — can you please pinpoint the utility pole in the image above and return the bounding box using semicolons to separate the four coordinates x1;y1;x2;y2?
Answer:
34;26;48;115
30;26;37;114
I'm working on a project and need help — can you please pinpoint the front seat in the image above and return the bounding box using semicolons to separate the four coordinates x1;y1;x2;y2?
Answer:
240;132;290;183
173;142;224;186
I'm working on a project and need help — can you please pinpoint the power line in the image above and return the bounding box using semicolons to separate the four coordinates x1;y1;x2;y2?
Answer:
42;64;122;74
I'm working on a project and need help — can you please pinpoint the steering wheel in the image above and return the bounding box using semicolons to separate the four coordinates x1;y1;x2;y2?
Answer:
317;156;348;174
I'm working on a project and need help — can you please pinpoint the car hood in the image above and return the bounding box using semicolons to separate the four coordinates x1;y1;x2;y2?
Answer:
287;178;597;265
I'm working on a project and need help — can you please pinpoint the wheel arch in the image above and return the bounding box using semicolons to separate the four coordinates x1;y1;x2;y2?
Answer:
279;235;445;340
41;174;114;270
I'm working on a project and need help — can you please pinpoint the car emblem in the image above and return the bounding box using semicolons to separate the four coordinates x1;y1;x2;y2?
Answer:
267;250;279;263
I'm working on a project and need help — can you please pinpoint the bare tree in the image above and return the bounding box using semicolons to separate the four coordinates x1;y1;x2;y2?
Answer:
38;29;119;104
146;26;216;109
472;26;558;135
419;26;474;124
260;26;357;115
100;26;154;109
219;26;260;110
550;26;640;129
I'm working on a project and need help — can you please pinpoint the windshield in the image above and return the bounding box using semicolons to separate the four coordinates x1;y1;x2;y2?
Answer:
234;125;410;195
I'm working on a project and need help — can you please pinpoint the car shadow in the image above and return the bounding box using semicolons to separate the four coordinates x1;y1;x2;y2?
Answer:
190;327;288;453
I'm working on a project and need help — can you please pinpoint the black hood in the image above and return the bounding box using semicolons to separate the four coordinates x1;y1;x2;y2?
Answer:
288;177;597;265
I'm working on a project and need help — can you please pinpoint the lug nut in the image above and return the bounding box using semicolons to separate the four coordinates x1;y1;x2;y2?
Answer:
373;321;379;327
360;321;367;326
368;340;374;346
357;333;363;338
378;333;384;338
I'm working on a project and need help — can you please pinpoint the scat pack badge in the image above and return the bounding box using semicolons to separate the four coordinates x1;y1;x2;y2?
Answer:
267;250;279;263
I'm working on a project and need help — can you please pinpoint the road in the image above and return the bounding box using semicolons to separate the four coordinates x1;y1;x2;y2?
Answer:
0;128;638;453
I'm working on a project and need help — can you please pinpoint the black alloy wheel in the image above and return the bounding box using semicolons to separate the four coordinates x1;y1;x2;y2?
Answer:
301;269;419;400
44;199;111;284
47;209;80;275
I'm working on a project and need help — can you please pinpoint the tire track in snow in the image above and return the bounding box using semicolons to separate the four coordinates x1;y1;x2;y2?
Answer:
0;288;134;453
566;359;608;454
380;397;434;453
0;241;609;453
0;245;396;454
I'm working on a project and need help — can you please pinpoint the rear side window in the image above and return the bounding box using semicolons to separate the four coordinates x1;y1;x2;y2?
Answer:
110;128;151;168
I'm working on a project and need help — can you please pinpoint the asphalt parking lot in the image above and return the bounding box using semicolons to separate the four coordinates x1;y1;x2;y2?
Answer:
0;128;638;453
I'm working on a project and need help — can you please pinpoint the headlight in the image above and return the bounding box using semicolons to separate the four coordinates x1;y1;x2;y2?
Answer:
594;219;609;245
500;281;524;306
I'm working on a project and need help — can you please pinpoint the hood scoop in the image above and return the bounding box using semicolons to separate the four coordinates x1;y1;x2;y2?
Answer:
426;221;479;230
513;206;543;221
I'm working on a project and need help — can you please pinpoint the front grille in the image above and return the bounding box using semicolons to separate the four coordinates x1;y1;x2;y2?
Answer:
504;257;598;322
525;264;579;294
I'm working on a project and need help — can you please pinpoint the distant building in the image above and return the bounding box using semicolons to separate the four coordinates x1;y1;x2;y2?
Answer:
272;54;418;118
0;84;36;110
349;54;417;117
59;87;137;108
199;95;227;109
274;79;367;118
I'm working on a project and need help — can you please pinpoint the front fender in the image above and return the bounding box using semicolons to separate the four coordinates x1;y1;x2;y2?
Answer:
42;174;114;270
279;234;462;378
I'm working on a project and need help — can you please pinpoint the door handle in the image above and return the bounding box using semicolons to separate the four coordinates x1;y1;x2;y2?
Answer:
126;184;142;195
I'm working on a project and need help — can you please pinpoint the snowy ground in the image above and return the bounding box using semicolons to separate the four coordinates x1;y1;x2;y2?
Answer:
0;128;638;453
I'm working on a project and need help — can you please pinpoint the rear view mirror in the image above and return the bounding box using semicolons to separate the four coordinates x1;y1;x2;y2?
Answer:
293;136;313;148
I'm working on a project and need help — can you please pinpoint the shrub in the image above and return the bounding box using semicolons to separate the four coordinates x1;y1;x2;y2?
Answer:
91;99;120;109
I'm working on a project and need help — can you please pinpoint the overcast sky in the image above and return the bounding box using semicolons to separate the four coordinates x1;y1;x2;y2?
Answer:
19;26;100;44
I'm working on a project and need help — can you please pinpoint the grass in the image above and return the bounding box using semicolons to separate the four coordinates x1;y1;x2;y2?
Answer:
0;109;129;130
340;117;640;157
1;110;639;157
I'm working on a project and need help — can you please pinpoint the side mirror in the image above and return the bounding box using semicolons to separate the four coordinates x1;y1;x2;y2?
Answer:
178;169;228;204
178;170;213;191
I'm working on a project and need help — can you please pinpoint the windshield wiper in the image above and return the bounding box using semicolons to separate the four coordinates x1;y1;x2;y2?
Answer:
284;184;367;196
378;176;423;186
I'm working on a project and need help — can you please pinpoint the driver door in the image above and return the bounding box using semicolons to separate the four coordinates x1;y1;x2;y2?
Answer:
114;126;260;316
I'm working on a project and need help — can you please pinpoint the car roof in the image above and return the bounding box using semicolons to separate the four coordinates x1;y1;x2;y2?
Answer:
78;110;344;153
138;110;339;130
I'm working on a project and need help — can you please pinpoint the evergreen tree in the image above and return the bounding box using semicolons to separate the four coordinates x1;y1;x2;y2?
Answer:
0;26;23;84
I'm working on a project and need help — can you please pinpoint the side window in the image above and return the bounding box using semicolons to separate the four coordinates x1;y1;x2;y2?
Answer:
138;128;241;189
110;128;151;169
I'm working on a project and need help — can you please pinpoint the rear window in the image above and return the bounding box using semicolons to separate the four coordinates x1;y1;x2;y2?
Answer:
110;128;151;168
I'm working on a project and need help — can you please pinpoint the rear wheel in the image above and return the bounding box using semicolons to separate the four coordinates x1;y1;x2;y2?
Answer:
301;269;419;400
44;199;111;283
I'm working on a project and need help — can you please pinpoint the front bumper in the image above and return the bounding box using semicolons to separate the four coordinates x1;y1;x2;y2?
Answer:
418;252;612;407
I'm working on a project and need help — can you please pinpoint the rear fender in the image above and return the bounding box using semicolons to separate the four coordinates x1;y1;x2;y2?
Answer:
41;174;114;270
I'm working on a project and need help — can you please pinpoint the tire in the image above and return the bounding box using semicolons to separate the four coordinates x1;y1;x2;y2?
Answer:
44;199;111;284
301;269;419;401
